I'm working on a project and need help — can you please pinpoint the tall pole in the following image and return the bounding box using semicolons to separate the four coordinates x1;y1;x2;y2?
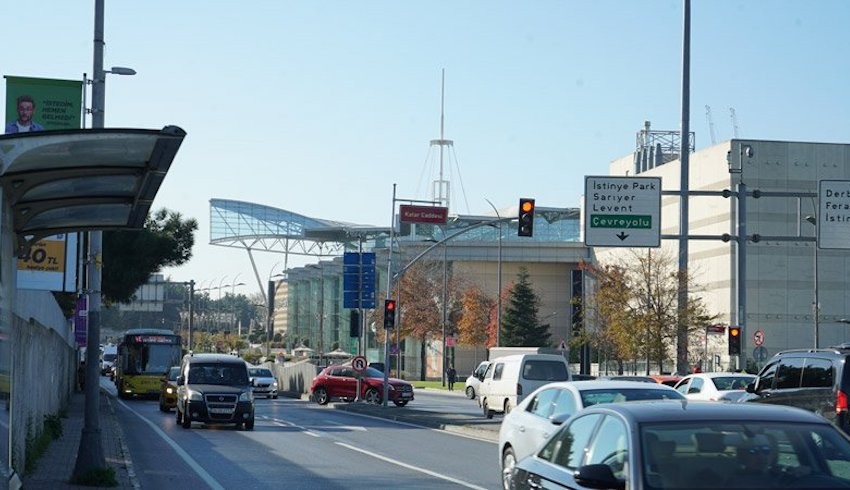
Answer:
676;0;692;376
805;215;820;348
382;184;397;406
74;0;107;479
442;228;448;387
485;199;503;347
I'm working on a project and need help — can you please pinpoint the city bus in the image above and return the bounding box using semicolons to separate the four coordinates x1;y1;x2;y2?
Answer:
114;328;183;399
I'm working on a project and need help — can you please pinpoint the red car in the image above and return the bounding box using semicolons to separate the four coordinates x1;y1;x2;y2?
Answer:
311;365;414;407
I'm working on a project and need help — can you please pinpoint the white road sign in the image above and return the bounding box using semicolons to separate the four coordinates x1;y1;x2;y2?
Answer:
818;180;850;250
584;176;662;247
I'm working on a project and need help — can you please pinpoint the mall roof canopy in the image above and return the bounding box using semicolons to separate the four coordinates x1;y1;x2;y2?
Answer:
210;198;390;256
0;126;186;252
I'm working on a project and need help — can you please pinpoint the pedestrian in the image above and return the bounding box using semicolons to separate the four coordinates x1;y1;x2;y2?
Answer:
446;364;457;391
77;360;86;392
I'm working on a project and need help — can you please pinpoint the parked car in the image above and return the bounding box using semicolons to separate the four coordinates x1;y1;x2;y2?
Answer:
673;372;756;401
744;346;850;434
464;361;490;399
247;366;278;399
175;353;255;430
499;380;684;489
509;400;850;489
478;354;571;419
158;366;180;412
310;365;414;406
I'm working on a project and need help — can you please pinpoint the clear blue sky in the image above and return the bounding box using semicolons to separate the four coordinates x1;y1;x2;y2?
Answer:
4;1;849;298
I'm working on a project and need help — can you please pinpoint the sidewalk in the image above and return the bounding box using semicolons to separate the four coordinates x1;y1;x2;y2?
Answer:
22;388;136;489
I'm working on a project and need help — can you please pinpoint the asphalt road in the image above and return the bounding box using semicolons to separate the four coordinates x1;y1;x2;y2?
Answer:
112;390;501;489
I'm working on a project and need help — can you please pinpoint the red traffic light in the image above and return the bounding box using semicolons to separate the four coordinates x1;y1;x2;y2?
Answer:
521;200;534;213
385;299;396;312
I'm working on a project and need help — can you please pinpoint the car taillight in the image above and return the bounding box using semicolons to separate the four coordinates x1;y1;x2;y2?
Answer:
516;383;522;396
837;390;848;414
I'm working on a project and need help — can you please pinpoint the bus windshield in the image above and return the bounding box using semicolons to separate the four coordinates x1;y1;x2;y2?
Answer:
120;332;182;375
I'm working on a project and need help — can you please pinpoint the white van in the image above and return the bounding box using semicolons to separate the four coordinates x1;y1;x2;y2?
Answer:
477;353;570;418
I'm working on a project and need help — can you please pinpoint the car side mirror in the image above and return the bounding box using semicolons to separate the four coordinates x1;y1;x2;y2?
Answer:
550;412;572;426
574;464;625;490
745;382;756;393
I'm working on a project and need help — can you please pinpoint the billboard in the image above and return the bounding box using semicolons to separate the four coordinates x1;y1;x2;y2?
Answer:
16;234;79;292
4;75;83;133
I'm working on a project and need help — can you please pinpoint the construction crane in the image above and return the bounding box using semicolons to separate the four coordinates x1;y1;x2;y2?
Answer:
705;105;717;145
730;107;740;138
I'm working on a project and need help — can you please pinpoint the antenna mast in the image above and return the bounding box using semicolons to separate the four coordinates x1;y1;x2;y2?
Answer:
430;69;453;211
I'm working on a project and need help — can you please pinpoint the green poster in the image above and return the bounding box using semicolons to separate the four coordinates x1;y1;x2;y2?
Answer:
4;75;83;133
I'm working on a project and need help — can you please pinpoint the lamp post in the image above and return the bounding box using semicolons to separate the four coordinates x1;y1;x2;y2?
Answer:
485;199;503;348
75;0;136;479
804;215;820;348
267;273;285;358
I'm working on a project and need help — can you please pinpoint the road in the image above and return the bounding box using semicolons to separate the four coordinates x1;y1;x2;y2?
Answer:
111;388;501;489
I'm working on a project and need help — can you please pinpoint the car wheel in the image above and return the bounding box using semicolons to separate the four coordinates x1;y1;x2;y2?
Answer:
159;396;168;412
483;399;494;419
365;388;381;405
465;386;475;399
501;447;516;490
314;388;329;405
393;400;408;407
244;417;255;430
504;399;512;414
181;409;191;429
272;395;278;399
175;407;182;424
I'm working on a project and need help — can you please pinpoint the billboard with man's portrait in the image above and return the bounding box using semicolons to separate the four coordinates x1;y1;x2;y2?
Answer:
4;75;83;133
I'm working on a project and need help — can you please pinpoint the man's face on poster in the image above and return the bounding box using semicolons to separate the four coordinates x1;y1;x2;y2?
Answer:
16;100;35;124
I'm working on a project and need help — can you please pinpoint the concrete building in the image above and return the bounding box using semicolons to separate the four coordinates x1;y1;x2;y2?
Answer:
604;132;850;369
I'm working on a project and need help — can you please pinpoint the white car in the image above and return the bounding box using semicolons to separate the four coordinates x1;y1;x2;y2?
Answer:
497;380;684;490
464;361;490;399
673;372;756;401
248;366;279;399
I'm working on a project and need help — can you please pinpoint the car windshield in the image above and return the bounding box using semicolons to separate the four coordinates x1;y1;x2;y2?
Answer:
167;367;180;381
188;363;249;386
579;388;684;406
102;353;117;362
640;422;850;489
249;368;273;378
711;375;755;391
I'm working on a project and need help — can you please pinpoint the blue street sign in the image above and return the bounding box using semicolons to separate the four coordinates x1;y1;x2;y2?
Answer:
343;252;377;309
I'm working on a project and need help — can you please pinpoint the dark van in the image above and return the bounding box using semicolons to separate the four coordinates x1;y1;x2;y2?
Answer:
745;346;850;434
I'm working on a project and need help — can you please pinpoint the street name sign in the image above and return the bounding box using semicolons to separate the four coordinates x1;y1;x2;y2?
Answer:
584;176;662;247
817;180;850;250
399;204;448;225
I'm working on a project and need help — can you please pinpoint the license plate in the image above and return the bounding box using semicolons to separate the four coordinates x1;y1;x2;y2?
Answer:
209;408;232;414
401;393;412;399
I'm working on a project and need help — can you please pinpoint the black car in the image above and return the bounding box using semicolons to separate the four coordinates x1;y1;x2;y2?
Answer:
175;353;255;430
744;346;850;434
510;400;850;489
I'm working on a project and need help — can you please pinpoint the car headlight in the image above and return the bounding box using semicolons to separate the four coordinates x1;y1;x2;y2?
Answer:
272;381;278;388
188;389;203;401
239;390;253;402
166;387;174;394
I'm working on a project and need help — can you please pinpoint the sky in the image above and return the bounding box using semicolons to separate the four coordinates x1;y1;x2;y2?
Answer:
4;1;850;300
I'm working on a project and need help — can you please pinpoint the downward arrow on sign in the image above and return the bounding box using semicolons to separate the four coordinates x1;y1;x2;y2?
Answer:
616;232;629;241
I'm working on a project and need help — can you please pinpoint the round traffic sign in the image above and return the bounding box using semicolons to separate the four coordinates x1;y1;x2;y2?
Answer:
753;330;765;346
352;355;367;372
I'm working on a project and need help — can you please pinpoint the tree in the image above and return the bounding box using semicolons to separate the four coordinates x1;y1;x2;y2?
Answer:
583;250;718;373
501;267;551;347
102;208;197;304
456;285;493;347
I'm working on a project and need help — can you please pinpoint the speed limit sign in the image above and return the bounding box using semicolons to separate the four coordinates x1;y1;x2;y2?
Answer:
753;330;765;346
352;355;367;372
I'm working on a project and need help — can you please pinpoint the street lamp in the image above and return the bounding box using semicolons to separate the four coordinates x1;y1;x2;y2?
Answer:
75;0;137;480
804;215;819;348
485;199;503;348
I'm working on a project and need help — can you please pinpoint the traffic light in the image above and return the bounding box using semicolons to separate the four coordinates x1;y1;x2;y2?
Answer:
383;299;397;330
518;198;535;237
349;310;360;338
728;326;741;355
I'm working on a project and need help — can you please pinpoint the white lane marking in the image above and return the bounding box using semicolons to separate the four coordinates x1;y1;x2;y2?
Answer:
335;442;488;490
327;408;498;444
117;400;225;490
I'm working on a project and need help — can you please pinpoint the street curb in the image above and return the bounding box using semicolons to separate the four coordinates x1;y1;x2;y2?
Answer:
104;392;141;490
